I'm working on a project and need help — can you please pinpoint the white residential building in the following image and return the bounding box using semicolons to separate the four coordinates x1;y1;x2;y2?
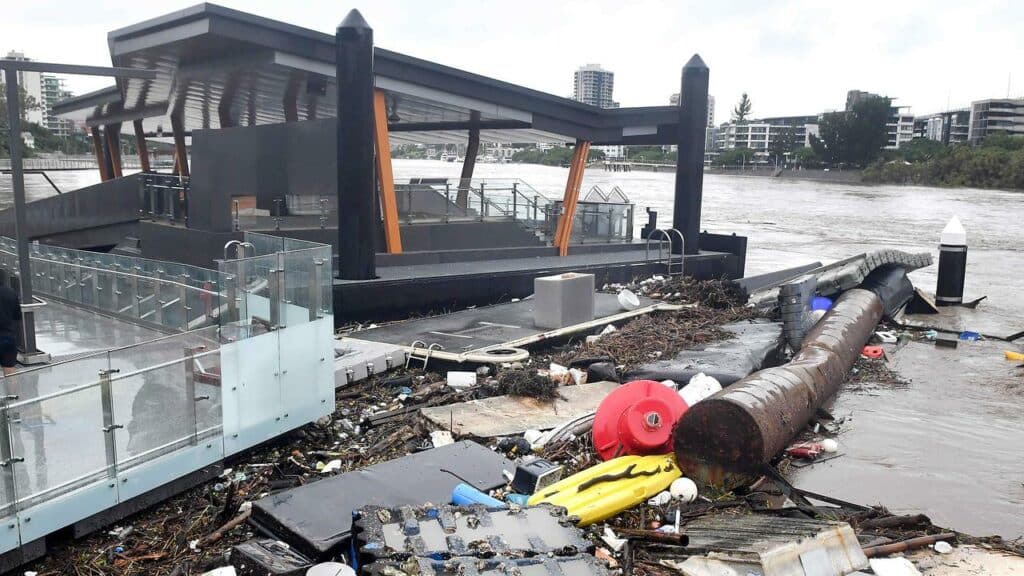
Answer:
967;98;1024;144
573;64;617;109
712;115;820;155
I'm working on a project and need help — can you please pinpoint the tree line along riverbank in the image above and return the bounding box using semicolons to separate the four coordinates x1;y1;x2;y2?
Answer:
863;134;1024;191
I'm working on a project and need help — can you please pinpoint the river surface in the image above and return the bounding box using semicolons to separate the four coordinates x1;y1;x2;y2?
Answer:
2;159;1023;538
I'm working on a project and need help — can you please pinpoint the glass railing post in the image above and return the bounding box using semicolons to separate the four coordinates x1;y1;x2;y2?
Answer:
99;367;121;479
131;266;141;318
444;184;451;223
310;258;323;322
626;205;635;241
479;182;486;221
154;268;164;325
180;274;190;331
233;200;240;232
0;400;19;510
512;182;518;219
225;273;238;325
269;252;283;330
184;346;199;446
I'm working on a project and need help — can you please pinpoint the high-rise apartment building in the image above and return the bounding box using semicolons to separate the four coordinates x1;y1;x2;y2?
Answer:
573;64;617;109
2;50;75;136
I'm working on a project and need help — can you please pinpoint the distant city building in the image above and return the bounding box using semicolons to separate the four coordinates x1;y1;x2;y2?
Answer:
668;94;716;154
713;115;820;155
670;93;715;127
2;50;75;136
967;98;1024;145
844;89;913;149
913;109;970;145
573;64;617;109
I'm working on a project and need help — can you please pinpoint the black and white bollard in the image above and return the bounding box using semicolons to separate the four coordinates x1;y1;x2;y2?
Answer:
936;216;967;306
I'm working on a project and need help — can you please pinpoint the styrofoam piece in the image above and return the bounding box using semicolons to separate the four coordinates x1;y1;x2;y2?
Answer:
334;338;406;388
446;371;477;389
869;557;922;576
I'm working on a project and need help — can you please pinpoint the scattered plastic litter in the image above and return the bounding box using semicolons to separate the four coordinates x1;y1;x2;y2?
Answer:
647;491;672;507
592;380;688;460
1005;350;1024;361
669;477;699;503
875;330;898;343
618;289;640;311
679;372;722;407
812;296;833;311
429;430;454;447
451;482;508;508
528;453;680;526
959;330;981;341
862;345;885;359
934;540;954;554
445;371;477;389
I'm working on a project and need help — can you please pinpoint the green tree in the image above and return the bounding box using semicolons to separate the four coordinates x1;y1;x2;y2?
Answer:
791;146;820;168
732;93;752;123
896;138;947;163
980;132;1024;151
715;147;756;166
0;81;42;157
812;95;890;167
767;127;796;166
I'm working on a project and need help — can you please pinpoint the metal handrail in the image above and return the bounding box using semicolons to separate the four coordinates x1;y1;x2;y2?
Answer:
644;228;685;275
4;346;221;410
0;250;221;298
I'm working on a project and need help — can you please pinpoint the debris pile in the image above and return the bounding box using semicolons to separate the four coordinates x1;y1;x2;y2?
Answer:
25;265;1024;575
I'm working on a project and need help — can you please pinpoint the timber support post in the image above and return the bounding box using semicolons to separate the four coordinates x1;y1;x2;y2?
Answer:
554;139;590;257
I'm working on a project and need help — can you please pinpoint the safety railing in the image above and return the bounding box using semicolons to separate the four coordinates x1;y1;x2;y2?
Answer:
139;173;190;225
0;327;223;519
545;200;635;244
0;233;335;556
0;237;221;333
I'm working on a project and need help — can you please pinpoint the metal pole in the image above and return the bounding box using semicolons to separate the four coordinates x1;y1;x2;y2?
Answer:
4;70;40;357
336;9;377;280
99;368;121;478
672;54;709;256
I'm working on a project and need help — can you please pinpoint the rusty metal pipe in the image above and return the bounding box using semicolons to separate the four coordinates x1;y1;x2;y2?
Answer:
863;533;956;558
673;288;883;484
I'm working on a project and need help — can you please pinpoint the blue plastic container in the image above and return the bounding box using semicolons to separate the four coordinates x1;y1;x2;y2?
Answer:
451;483;507;509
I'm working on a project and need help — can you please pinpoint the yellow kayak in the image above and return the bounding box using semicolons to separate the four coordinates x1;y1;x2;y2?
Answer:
527;453;681;526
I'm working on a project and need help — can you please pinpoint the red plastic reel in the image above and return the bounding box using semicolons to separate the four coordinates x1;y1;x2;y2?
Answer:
592;380;689;461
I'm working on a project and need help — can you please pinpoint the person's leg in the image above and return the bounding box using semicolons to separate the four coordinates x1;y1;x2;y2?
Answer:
0;334;18;376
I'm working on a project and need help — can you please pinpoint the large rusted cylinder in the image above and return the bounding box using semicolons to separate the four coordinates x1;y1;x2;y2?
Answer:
673;288;883;481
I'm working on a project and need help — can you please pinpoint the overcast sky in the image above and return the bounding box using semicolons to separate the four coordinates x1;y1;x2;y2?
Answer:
4;0;1023;120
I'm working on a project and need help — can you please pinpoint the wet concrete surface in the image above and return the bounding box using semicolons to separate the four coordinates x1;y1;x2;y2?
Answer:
790;337;1024;539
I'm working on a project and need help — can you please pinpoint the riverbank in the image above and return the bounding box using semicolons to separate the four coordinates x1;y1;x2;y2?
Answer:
705;166;865;184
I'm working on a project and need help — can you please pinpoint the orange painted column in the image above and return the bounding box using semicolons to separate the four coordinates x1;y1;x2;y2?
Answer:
373;89;402;254
554;140;590;256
